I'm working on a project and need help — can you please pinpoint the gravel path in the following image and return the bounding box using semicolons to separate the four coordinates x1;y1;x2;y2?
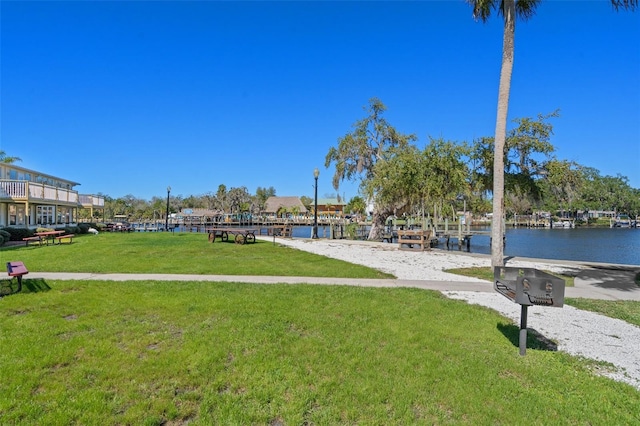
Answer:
265;237;640;390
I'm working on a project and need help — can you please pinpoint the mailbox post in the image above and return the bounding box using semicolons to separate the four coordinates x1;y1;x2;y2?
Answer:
494;267;565;356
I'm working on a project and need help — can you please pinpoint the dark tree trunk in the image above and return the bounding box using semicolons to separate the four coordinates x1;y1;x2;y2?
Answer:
368;205;393;241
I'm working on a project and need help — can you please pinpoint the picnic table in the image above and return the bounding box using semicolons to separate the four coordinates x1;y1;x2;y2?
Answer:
35;230;65;246
207;227;257;245
397;229;432;251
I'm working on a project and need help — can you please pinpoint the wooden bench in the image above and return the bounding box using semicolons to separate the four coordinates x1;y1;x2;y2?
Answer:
54;234;75;244
22;236;43;247
6;261;28;293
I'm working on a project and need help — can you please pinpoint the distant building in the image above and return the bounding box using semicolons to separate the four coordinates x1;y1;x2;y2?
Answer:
0;163;104;228
581;210;617;219
316;198;347;216
263;196;308;218
176;208;224;223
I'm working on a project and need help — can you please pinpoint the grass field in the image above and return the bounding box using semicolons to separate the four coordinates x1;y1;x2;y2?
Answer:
0;232;392;278
1;232;639;423
2;281;639;424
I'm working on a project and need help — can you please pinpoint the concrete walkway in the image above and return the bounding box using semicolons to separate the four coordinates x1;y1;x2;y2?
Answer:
26;270;640;301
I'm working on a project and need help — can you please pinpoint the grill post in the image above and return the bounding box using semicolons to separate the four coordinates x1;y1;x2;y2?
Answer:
519;304;528;356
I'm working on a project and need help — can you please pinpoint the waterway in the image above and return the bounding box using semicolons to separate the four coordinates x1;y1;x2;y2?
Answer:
463;227;638;266
291;226;639;266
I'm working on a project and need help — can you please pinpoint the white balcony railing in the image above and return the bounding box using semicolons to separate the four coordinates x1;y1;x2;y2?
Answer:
79;194;105;207
0;181;27;198
0;180;79;204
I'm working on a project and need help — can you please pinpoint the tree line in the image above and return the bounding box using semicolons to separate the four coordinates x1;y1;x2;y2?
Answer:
82;185;282;222
88;186;352;222
324;99;639;240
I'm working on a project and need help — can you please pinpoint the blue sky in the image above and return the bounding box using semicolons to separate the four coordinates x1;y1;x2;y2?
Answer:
1;1;638;202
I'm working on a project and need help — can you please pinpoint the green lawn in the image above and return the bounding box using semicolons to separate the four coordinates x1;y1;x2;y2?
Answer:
1;281;638;424
1;232;392;278
563;298;640;328
1;232;638;423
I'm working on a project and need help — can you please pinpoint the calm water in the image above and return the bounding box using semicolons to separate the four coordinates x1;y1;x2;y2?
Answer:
291;225;639;266
465;227;639;266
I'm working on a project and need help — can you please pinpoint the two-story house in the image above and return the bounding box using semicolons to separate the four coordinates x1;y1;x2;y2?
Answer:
316;198;347;216
0;163;104;228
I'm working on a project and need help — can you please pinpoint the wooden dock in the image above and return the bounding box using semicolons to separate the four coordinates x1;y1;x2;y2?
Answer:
433;229;490;250
426;218;491;250
128;216;498;251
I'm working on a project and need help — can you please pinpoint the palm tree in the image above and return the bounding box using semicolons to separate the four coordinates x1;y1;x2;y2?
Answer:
466;0;637;268
0;150;21;164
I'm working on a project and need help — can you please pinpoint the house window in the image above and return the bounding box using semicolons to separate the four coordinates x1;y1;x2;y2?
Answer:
8;204;26;226
36;206;55;225
57;206;72;224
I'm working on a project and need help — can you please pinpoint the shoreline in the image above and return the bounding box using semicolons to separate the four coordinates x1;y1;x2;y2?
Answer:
264;236;640;281
259;236;618;281
262;237;640;300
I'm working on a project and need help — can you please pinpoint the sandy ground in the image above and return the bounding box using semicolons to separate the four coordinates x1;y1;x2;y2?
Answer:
260;237;577;281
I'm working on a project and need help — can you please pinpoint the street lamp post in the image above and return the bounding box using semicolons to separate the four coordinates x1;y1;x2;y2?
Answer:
165;186;171;232
312;168;319;239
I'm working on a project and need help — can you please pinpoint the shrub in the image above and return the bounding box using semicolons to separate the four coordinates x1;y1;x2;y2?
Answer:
1;227;34;241
63;226;80;235
78;223;90;234
345;223;359;240
0;229;10;245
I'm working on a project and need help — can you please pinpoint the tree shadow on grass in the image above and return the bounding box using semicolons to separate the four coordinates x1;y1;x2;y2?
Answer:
0;278;51;297
497;322;558;352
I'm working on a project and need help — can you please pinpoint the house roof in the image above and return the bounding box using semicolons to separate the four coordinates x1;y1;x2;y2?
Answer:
317;198;346;206
263;196;308;214
1;163;80;186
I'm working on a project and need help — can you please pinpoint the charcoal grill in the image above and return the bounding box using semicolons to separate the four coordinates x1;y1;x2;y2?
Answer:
494;267;565;355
